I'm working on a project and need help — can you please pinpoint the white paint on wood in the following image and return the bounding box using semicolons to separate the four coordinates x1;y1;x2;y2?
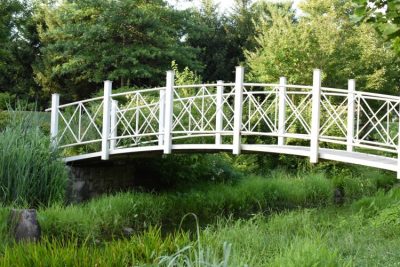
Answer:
233;66;244;155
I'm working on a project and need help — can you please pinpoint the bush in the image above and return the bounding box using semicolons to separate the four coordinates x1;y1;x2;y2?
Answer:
0;111;67;207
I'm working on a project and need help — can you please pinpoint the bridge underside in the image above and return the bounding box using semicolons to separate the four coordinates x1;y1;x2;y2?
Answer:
64;145;397;173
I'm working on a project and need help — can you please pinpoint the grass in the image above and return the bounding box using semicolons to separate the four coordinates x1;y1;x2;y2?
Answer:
0;187;400;266
0;166;392;244
0;111;67;207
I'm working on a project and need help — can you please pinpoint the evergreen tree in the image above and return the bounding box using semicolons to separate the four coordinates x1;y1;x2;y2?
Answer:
36;0;201;100
0;0;39;105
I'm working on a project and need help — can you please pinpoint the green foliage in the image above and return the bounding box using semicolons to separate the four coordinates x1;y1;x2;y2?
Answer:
132;154;241;190
246;0;400;95
0;92;14;110
270;237;344;266
184;0;261;82
0;111;67;207
36;0;201;100
3;185;400;266
0;227;192;266
353;0;400;54
21;169;390;242
0;0;40;102
0;111;9;130
172;60;202;86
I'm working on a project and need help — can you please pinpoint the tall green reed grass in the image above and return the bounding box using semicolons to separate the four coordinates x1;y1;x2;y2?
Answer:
0;110;67;207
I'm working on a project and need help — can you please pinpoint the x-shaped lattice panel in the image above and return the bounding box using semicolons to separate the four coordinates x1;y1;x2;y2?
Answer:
355;96;400;148
114;93;160;147
319;93;348;138
284;92;312;135
241;87;278;133
58;100;104;147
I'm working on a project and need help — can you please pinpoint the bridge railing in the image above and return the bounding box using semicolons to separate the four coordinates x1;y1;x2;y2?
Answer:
47;66;400;174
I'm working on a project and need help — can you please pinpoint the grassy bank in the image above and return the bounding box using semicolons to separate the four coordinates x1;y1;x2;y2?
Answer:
0;167;392;244
1;187;399;266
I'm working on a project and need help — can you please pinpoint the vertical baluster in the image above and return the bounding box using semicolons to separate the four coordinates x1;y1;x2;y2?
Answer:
135;96;139;145
164;70;174;154
310;69;321;163
79;104;83;142
216;80;224;145
158;88;165;146
347;79;356;152
50;93;60;148
233;66;244;155
101;80;112;160
110;100;118;150
278;77;287;146
397;100;400;179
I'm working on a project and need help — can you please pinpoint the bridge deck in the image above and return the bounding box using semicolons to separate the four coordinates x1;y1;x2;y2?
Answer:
64;145;397;172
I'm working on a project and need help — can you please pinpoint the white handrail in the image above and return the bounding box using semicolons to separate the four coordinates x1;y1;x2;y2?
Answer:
48;67;400;178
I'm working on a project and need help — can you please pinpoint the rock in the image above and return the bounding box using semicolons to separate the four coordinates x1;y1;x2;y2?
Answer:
9;209;41;242
333;187;345;205
123;227;134;237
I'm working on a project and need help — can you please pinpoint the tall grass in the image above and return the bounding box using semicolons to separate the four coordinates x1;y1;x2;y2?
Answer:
28;168;394;242
1;187;400;266
0;111;67;207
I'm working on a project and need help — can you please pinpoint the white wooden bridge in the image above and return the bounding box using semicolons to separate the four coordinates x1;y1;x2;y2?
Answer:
47;67;400;178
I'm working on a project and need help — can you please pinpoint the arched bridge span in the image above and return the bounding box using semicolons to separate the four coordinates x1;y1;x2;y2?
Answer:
47;67;400;178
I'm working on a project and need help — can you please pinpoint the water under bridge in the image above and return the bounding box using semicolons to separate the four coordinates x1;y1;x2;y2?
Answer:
47;67;400;179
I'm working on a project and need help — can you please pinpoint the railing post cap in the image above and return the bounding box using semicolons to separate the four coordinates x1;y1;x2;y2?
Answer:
104;80;112;83
217;80;224;83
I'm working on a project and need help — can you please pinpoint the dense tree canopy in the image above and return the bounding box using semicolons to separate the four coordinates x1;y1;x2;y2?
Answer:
0;0;39;103
246;0;400;94
0;0;399;106
35;0;202;100
353;0;400;54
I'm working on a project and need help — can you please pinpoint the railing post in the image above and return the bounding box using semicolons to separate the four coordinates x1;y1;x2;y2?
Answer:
398;126;400;180
110;100;118;151
233;66;244;155
50;93;60;148
158;88;166;146
278;77;287;146
216;80;224;145
101;80;112;160
347;79;356;152
163;70;174;154
398;104;400;180
310;69;321;163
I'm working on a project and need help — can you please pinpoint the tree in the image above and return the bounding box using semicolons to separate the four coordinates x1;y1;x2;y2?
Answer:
0;0;40;105
183;0;264;82
35;0;201;101
246;0;400;94
183;0;233;82
353;0;400;54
